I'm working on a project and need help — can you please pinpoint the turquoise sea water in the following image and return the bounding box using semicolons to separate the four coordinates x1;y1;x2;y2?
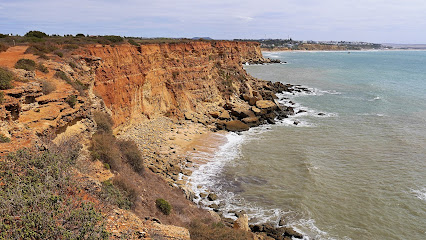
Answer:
189;51;426;240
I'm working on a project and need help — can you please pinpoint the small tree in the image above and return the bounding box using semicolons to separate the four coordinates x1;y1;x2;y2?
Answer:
24;30;48;38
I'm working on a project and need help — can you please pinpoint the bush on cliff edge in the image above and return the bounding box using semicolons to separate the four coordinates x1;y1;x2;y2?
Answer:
0;67;14;90
156;198;172;215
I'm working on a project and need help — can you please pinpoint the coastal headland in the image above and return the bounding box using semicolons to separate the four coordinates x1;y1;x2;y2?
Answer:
0;38;308;239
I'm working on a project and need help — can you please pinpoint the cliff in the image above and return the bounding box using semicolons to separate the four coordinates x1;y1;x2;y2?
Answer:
79;41;268;128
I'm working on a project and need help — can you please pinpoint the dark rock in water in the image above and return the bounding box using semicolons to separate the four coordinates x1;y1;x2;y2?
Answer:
293;120;300;125
250;222;303;240
225;120;249;132
278;217;286;226
207;193;218;201
296;109;307;114
283;227;303;239
318;112;326;116
199;192;208;198
208;203;219;211
269;58;281;63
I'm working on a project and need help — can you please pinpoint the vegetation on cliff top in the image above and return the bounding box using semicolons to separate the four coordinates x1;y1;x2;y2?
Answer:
0;30;218;51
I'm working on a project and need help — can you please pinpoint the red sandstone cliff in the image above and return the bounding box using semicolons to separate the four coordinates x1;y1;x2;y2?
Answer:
80;41;267;128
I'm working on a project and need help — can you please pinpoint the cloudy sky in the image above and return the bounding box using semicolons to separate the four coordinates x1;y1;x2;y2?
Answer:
0;0;425;43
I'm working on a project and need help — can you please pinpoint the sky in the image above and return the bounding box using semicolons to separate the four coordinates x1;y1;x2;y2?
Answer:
0;0;425;44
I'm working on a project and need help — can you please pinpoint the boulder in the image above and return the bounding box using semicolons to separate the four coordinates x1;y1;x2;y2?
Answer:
242;116;260;126
207;193;218;201
248;96;261;106
251;106;262;115
209;111;221;118
256;100;278;111
230;107;255;119
208;210;221;223
233;214;250;231
218;111;231;120
225;120;249;132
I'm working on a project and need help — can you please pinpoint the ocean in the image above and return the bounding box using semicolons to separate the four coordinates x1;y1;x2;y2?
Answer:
188;50;426;240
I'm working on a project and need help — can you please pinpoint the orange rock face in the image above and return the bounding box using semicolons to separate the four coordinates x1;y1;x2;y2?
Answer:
80;41;265;127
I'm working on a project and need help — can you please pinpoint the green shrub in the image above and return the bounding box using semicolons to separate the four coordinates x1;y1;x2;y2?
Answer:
76;33;85;37
15;58;36;71
117;140;144;174
128;39;139;46
99;180;133;210
40;80;56;95
103;163;110;170
54;70;71;82
24;30;48;38
66;95;77;107
93;111;113;133
37;63;49;73
55;51;64;57
0;134;10;143
103;35;124;43
156;198;172;215
0;67;14;89
0;33;8;38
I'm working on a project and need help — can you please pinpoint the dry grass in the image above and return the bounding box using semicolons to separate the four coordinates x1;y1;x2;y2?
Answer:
188;221;252;240
40;80;56;95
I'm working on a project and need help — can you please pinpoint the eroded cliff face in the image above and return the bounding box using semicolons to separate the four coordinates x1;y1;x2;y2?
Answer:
80;41;267;128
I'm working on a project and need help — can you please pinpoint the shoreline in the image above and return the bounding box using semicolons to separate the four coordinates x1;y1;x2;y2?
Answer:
115;81;313;239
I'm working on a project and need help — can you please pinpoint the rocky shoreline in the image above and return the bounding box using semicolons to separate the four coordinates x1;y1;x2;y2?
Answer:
115;78;312;239
184;83;312;240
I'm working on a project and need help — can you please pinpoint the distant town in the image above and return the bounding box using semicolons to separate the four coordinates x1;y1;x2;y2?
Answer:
235;38;386;50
